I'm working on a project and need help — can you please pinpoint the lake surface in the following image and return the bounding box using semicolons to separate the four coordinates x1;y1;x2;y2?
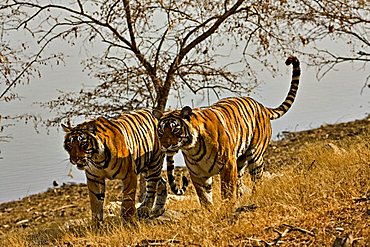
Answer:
0;57;369;203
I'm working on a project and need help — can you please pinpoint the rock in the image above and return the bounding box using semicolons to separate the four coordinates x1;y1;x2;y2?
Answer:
16;219;29;227
325;143;346;155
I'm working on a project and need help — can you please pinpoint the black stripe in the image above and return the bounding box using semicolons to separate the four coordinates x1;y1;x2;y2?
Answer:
145;170;161;180
112;162;123;179
85;170;103;179
282;101;292;109
286;95;295;102
207;150;218;174
194;135;207;162
103;142;111;169
86;176;105;186
214;104;233;120
184;155;197;176
89;189;105;201
290;84;299;91
200;111;213;123
292;70;301;77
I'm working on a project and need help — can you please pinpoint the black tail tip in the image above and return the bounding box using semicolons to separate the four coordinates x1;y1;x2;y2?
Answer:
285;56;299;67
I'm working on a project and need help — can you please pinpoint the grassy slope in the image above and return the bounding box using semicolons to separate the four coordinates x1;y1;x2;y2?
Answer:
1;117;369;246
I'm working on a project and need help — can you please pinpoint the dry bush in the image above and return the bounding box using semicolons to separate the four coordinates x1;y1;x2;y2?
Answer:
2;136;369;246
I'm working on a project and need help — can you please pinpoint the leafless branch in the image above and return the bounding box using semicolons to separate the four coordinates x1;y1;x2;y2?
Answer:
0;0;368;125
243;223;315;246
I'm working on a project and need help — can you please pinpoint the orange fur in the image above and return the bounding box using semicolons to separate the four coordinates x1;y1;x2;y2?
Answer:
62;109;167;224
154;56;301;208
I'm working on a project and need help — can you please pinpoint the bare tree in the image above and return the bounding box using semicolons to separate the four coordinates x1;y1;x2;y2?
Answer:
293;0;369;80
1;1;368;123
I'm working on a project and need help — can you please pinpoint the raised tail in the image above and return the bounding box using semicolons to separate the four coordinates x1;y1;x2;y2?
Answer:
267;56;301;120
166;155;188;195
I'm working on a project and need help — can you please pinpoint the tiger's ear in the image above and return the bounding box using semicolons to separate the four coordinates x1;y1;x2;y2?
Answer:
61;123;72;133
181;106;192;120
85;121;98;134
152;109;163;120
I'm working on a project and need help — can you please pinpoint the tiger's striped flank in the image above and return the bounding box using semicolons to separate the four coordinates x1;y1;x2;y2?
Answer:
62;109;167;224
154;56;301;208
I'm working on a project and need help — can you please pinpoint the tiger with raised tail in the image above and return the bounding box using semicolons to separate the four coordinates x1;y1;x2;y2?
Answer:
153;56;301;208
62;109;168;225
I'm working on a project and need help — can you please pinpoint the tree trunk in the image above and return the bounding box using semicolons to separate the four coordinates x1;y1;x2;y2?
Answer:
155;85;171;112
139;83;172;202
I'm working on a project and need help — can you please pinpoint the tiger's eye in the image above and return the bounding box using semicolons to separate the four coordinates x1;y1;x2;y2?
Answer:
173;127;181;136
80;141;88;150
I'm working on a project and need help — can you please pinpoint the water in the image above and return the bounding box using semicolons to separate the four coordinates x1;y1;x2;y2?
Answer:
0;58;369;203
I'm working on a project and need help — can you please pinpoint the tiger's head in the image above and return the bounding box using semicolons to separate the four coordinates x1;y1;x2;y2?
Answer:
153;106;197;155
62;121;105;171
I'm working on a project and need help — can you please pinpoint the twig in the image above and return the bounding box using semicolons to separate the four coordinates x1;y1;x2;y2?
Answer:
138;239;183;246
283;223;315;236
242;224;315;246
352;196;370;203
271;228;290;245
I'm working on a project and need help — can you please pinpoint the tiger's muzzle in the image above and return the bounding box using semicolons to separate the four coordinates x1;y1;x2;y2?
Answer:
161;144;180;154
70;157;88;170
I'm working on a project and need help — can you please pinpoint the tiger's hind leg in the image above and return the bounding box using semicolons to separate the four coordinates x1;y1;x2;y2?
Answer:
137;176;159;219
120;171;138;222
248;156;264;193
236;155;251;197
220;158;238;202
151;177;168;217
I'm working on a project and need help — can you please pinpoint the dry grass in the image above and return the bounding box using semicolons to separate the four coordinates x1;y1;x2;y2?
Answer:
2;135;369;246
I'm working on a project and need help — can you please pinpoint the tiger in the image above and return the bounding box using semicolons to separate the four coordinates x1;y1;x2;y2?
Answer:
153;56;301;208
62;109;168;225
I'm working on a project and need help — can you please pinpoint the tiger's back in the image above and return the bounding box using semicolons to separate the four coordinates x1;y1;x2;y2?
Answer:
92;110;163;178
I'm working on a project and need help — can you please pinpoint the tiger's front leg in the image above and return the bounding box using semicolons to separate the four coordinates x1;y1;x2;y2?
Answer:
190;175;213;210
86;173;106;226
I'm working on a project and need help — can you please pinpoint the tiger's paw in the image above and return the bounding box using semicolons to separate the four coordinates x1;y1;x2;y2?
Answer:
137;206;151;219
151;207;165;218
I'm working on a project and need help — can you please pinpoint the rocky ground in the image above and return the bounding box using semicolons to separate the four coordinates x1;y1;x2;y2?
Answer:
0;116;369;235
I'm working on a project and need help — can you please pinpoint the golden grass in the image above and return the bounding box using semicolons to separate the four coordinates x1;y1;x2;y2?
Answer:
2;136;369;246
